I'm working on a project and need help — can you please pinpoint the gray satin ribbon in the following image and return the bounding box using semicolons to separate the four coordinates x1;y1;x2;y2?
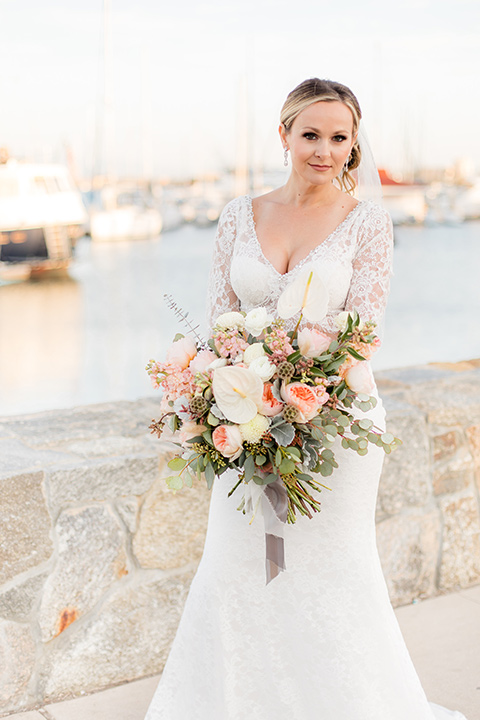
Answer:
263;477;288;584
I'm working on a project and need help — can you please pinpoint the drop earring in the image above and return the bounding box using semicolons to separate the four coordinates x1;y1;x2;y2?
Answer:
284;147;289;167
343;154;351;175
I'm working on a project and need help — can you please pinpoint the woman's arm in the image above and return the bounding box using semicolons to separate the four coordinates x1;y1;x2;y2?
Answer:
205;199;241;332
344;204;394;329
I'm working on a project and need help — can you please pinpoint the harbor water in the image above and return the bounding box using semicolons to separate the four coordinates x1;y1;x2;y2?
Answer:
1;220;480;416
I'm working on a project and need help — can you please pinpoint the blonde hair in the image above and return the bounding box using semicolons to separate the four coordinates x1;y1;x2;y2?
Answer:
280;78;362;194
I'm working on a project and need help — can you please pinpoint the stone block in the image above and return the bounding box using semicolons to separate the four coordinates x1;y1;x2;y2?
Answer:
439;493;480;591
0;438;74;480
409;379;480;426
133;471;211;570
38;505;127;642
466;425;480;466
433;428;464;463
376;511;441;606
40;571;194;702
0;572;48;621
45;454;159;515
433;448;475;495
377;407;431;518
0;398;160;449
0;471;53;585
0;619;36;714
64;435;147;458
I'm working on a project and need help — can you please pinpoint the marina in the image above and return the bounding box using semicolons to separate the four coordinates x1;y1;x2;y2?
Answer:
1;217;479;417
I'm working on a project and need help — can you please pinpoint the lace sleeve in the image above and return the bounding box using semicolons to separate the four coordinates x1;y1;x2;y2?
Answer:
344;204;394;328
205;199;241;331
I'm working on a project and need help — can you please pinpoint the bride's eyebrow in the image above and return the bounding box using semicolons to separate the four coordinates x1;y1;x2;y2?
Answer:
301;126;350;134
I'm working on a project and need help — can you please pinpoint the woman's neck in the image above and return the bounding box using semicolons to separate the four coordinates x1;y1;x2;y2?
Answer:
279;174;342;208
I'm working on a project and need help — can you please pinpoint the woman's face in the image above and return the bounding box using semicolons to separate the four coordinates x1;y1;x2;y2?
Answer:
280;101;356;187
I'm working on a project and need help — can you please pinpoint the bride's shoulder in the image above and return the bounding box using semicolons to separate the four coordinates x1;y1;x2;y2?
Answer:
218;195;251;222
357;200;393;229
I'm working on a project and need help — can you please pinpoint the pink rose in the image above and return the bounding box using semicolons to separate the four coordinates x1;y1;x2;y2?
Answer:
166;336;197;370
189;350;217;374
281;382;320;422
261;383;284;417
297;327;331;358
344;361;375;394
212;424;243;459
178;420;207;444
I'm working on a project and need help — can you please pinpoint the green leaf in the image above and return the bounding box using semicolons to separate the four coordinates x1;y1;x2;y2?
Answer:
207;411;219;426
357;448;369;456
297;472;314;483
381;432;395;444
329;340;339;352
184;472;194;488
270;423;295;447
347;346;367;361
202;429;214;446
279;458;295;474
286;446;302;460
168;457;187;471
244;454;256;482
287;350;301;364
173;332;185;342
255;454;267;466
324;425;338;436
263;342;273;355
166;475;184;490
341;437;350;449
204;462;215;489
253;474;277;485
359;419;373;430
275;448;282;467
319;461;333;477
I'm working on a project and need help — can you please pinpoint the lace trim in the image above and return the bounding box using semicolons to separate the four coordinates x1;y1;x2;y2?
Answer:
245;195;366;278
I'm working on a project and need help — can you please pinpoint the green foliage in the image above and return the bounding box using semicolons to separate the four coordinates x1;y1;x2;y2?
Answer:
168;457;187;471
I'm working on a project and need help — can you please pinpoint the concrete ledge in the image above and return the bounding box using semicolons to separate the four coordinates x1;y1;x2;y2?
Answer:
1;360;480;715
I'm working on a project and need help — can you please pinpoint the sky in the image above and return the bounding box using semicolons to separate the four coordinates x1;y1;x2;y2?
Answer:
0;0;479;179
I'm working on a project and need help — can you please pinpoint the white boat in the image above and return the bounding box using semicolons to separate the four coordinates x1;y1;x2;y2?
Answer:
0;157;88;277
88;185;163;241
378;169;427;225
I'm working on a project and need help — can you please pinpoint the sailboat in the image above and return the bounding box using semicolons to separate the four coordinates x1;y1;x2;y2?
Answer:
88;0;162;242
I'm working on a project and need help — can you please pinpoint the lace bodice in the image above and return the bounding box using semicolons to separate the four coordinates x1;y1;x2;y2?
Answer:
206;195;394;335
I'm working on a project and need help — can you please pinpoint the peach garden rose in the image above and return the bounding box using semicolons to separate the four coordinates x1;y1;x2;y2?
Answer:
212;424;243;459
281;382;322;422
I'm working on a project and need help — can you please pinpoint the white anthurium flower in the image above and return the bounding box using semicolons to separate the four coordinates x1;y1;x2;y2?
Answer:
212;365;264;423
214;311;245;330
277;267;329;322
244;307;273;337
243;342;266;365
248;356;276;382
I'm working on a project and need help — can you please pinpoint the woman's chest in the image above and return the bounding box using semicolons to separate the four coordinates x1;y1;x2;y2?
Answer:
229;228;356;312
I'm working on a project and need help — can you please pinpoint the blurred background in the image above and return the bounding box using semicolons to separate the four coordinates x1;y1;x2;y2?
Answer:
0;0;479;416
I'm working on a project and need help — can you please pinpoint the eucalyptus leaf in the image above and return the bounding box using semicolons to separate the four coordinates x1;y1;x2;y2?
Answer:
204;462;215;489
244;454;256;482
207;412;220;427
209;403;226;420
359;419;373;430
168;457;187;471
184;472;194;488
173;332;185;342
319;461;333;477
381;432;395;444
166;475;184;490
279;458;295;475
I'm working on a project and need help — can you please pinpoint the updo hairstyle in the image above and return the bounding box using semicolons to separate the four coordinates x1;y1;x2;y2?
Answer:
280;78;362;194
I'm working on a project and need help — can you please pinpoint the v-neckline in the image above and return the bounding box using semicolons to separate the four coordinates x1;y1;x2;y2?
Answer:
245;195;365;278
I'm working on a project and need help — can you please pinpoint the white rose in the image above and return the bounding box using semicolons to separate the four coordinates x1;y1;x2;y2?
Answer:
335;311;364;332
244;307;273;337
344;361;375;394
215;311;245;330
248;356;276;382
243;342;266;365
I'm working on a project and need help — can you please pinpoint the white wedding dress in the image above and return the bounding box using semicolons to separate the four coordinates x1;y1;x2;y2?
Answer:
145;196;468;720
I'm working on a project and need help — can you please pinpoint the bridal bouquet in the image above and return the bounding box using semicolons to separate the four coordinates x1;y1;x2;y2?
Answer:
147;270;400;543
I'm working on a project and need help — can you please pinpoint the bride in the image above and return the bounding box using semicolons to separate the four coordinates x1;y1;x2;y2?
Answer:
145;78;468;720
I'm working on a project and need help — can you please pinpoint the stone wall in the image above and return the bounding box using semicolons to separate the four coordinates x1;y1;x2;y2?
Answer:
1;359;480;715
